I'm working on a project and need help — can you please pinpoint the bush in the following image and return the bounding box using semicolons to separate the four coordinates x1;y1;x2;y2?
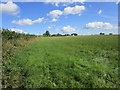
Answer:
2;29;37;88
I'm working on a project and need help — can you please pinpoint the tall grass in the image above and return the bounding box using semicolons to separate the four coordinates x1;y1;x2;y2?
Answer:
6;35;119;88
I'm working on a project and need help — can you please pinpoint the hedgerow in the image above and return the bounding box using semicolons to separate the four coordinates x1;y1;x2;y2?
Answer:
1;29;37;88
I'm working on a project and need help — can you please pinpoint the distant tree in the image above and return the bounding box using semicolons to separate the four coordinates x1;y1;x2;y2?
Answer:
46;31;50;36
71;33;77;36
43;30;50;37
109;33;112;35
43;33;46;37
65;34;70;36
100;33;105;35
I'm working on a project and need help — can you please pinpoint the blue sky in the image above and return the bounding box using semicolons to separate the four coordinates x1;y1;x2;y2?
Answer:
1;2;118;35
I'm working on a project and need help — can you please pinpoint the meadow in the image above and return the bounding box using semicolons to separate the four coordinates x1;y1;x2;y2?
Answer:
3;35;119;88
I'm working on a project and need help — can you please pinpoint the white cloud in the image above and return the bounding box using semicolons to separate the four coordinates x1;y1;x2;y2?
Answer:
48;5;85;18
78;14;81;16
45;0;85;7
12;17;44;25
10;28;27;33
0;2;20;15
45;0;64;7
33;17;44;23
12;19;33;25
63;5;85;15
47;10;63;18
85;22;115;29
48;25;55;29
54;3;59;7
45;0;66;3
51;18;57;22
114;26;118;29
71;0;85;3
62;25;76;33
98;10;102;14
63;3;68;6
45;0;86;3
116;0;120;4
0;0;117;2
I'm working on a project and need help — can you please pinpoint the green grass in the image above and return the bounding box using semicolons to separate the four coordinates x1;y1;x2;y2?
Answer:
7;35;119;88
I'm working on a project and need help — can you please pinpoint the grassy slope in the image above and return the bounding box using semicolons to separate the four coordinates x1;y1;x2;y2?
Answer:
9;35;119;88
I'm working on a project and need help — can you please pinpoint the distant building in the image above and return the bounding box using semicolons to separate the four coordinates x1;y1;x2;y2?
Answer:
52;33;62;36
71;33;78;36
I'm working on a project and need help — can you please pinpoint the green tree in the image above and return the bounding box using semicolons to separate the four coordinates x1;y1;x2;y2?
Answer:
43;30;50;37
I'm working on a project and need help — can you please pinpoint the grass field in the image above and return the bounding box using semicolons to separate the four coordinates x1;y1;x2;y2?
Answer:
7;35;119;88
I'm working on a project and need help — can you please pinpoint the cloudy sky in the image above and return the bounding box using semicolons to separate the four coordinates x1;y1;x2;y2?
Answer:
0;1;118;35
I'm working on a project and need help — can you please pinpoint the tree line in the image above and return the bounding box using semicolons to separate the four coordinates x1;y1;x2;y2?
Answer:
43;30;78;37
